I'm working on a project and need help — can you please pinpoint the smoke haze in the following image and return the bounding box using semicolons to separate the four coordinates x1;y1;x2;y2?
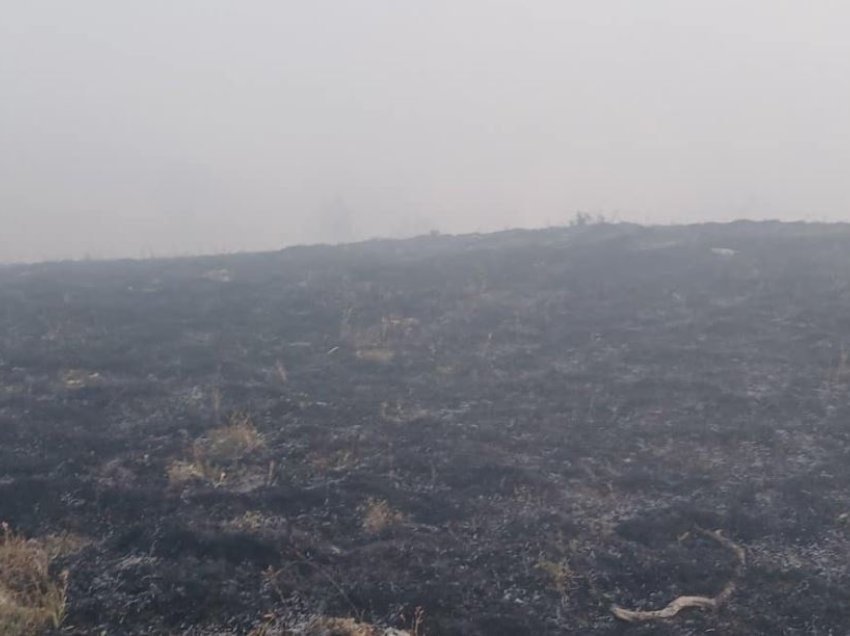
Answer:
2;1;849;261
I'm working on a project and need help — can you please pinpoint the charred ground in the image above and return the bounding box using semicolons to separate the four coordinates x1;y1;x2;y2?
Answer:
2;221;850;634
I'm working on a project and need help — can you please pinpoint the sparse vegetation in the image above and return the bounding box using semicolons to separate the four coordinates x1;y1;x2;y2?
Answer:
0;523;69;635
306;617;380;636
379;400;428;424
166;458;208;484
535;559;575;597
300;615;418;636
311;448;358;474
3;223;850;633
197;412;264;463
361;499;406;535
168;412;265;485
343;311;419;365
224;510;277;533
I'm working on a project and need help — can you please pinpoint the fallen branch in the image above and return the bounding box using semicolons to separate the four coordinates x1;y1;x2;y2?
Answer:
612;583;734;622
611;528;745;623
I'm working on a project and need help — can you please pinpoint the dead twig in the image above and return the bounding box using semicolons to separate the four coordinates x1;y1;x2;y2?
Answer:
611;527;745;623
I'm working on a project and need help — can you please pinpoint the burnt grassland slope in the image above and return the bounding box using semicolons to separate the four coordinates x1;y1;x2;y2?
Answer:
2;222;850;634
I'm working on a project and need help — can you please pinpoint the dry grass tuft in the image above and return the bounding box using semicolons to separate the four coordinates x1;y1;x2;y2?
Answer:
41;532;90;561
361;499;406;535
379;401;429;424
166;459;209;485
306;617;381;636
197;413;265;464
535;559;575;596
168;413;265;486
310;449;357;474
301;616;415;636
0;523;69;635
223;613;417;636
223;511;275;533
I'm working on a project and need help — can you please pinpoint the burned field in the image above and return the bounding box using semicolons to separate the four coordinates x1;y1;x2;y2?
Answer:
2;222;850;635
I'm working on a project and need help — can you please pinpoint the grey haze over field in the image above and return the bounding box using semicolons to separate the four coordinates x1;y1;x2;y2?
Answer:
2;1;849;262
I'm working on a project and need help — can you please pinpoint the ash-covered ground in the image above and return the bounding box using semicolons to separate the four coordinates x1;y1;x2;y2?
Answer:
2;222;850;635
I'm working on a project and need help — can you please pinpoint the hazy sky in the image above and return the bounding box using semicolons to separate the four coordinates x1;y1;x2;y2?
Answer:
2;1;849;261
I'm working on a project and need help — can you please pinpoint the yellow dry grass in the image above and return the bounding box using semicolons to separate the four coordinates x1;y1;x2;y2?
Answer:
166;459;209;485
0;524;69;636
198;413;265;464
306;617;380;636
361;499;406;535
249;614;417;636
168;413;265;486
535;559;575;596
